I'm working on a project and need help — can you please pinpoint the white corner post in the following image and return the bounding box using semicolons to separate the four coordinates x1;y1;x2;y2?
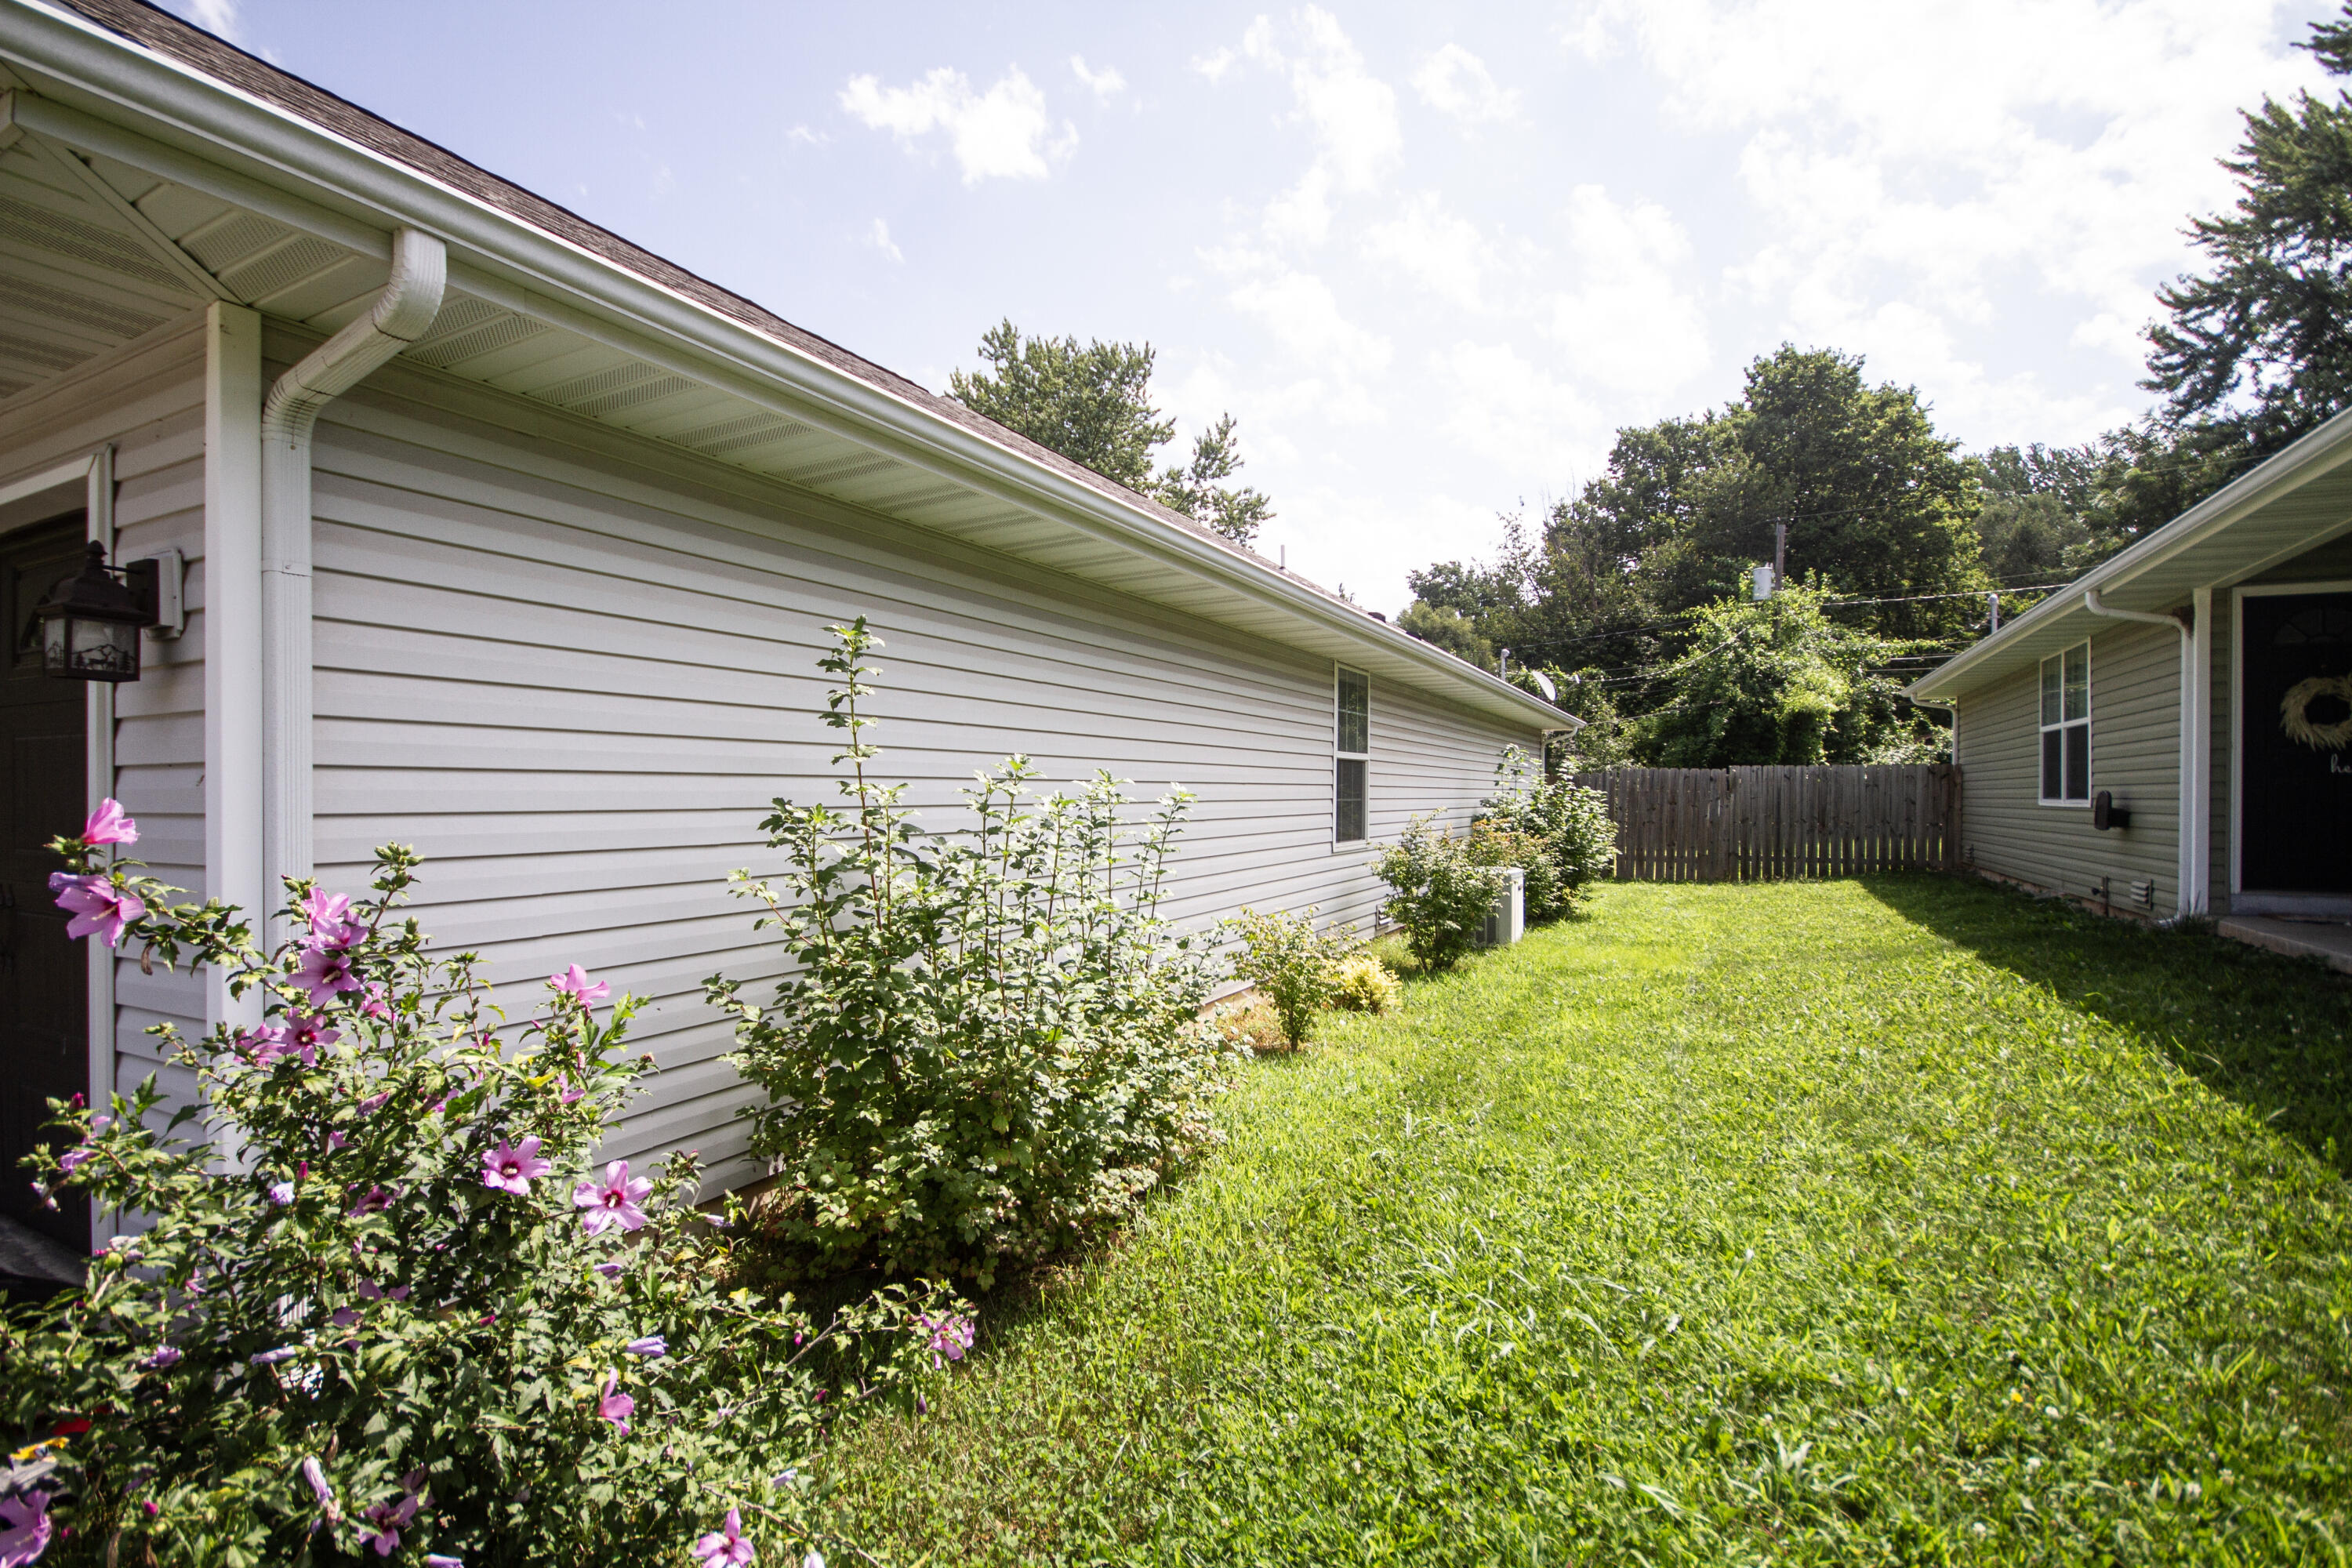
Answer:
204;302;263;1036
2083;588;2198;920
2187;586;2212;915
257;228;444;938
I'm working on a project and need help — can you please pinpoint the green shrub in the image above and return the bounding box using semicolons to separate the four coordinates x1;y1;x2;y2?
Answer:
1468;818;1559;920
706;620;1235;1288
1222;906;1356;1047
1375;815;1502;972
1479;746;1617;920
1328;954;1402;1014
8;815;952;1568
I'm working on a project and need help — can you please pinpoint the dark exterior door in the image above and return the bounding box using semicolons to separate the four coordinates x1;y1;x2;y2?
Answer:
1;514;90;1252
2240;589;2352;896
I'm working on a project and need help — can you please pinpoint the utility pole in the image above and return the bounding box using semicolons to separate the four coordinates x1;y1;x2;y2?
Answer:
1987;590;2001;633
1773;522;1787;587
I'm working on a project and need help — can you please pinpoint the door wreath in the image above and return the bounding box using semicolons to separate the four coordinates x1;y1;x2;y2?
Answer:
2280;671;2352;750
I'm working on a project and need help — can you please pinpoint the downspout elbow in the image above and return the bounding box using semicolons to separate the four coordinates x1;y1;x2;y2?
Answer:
2082;586;2185;636
262;227;447;445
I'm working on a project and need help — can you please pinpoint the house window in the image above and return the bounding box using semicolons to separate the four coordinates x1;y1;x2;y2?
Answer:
2038;642;2090;804
1335;666;1368;843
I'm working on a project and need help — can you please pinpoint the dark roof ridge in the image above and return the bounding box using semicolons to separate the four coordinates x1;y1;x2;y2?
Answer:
49;0;1340;600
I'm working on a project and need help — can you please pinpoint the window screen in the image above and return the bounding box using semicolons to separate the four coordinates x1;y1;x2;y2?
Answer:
1336;666;1368;842
2038;642;2091;803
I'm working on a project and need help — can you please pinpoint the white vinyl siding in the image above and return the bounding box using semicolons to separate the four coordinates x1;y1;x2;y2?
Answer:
301;346;1537;1193
1955;620;2180;913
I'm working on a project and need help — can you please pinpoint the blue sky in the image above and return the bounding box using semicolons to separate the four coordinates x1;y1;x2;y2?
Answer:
176;0;2336;612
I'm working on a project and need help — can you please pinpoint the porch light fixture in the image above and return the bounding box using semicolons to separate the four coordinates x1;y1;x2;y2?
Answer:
35;541;158;682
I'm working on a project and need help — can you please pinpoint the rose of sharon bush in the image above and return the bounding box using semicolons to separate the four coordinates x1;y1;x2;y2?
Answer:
707;620;1239;1287
4;810;962;1568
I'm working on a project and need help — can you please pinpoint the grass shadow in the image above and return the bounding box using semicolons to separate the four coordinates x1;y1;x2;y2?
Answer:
1857;871;2352;1178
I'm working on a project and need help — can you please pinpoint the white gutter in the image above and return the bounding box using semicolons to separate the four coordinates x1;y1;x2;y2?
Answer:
259;226;444;928
2082;588;2202;919
0;5;1563;735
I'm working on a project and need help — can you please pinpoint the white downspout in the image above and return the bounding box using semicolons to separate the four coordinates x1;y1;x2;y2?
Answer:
260;228;445;935
2082;586;2199;920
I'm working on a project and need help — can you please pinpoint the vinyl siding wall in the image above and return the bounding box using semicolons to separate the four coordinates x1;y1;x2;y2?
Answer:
0;314;210;1116
1955;618;2182;914
299;344;1537;1193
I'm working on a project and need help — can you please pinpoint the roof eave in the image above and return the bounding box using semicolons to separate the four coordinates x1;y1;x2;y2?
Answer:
1;0;1566;734
1908;401;2352;702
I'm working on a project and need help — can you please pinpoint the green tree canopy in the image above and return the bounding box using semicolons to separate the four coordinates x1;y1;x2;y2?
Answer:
2147;3;2352;454
1636;583;1920;768
949;319;1276;546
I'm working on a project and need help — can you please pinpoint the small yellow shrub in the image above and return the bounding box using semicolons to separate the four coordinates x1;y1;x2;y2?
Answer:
1329;953;1403;1014
1208;997;1289;1053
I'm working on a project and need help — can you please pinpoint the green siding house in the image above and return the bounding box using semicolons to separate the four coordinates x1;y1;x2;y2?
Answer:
1909;412;2352;948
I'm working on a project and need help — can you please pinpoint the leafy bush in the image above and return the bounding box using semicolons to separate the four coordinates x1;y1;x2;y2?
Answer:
6;808;956;1567
707;620;1234;1289
1375;815;1502;972
1467;818;1558;922
1222;907;1356;1047
1327;954;1401;1014
1479;747;1617;920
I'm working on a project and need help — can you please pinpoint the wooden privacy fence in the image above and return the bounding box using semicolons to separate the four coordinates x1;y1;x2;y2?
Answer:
1568;765;1963;881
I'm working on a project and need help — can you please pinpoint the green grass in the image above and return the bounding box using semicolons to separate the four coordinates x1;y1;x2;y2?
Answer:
811;877;2352;1566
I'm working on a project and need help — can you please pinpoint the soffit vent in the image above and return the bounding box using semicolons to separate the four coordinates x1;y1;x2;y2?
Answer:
681;412;808;455
0;273;164;337
0;190;182;289
179;209;279;271
406;297;549;368
220;234;343;301
570;373;694;419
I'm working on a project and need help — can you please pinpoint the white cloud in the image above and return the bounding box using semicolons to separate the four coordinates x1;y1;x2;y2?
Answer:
175;0;238;40
839;66;1073;183
1193;46;1238;82
1226;267;1394;382
1561;0;2325;430
786;124;829;147
1412;44;1520;125
868;218;903;263
1545;185;1710;401
1225;8;1401;247
1432;340;1604;469
1363;191;1490;310
1070;56;1127;100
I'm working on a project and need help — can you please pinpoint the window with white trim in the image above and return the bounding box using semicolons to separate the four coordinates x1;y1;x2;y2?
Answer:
1335;666;1368;843
2038;641;2090;804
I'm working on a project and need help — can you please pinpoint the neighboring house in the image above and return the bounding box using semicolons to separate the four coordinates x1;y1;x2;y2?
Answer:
1907;405;2352;953
0;0;1566;1253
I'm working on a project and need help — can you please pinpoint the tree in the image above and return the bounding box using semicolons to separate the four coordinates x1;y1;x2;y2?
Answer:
1155;413;1275;546
950;320;1276;546
2147;3;2352;456
949;319;1172;488
1675;347;1986;642
1635;583;1921;768
1396;600;1494;668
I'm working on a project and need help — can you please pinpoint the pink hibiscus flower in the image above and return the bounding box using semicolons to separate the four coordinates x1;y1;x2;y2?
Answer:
572;1160;651;1235
691;1508;754;1566
299;887;365;950
480;1136;552;1196
547;964;611;1004
49;872;143;947
292;946;362;1006
82;797;137;846
0;1486;53;1566
596;1374;634;1433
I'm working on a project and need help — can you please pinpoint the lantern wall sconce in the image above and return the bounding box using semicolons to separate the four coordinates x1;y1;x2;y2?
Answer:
34;540;175;682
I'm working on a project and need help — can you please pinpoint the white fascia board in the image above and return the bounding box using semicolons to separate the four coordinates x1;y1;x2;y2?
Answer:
1911;401;2352;702
0;0;1565;735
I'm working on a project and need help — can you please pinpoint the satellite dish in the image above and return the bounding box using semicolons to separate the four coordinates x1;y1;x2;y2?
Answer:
1529;669;1557;702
